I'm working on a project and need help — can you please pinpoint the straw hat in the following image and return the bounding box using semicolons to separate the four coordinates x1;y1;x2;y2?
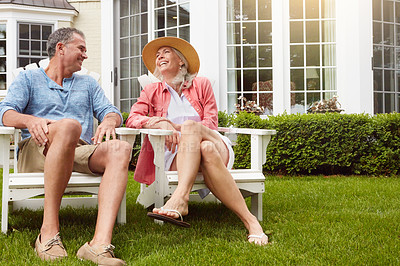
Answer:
142;36;200;75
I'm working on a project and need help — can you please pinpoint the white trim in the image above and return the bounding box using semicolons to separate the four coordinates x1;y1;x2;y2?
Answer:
101;0;114;102
218;0;228;112
0;4;77;19
336;0;373;114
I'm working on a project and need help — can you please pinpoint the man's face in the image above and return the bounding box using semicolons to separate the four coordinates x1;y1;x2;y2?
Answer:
60;33;88;73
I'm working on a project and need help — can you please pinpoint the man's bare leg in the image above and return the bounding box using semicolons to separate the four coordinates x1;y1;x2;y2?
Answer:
40;119;82;243
87;139;131;246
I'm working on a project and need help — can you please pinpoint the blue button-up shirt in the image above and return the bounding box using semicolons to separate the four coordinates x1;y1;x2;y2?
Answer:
0;68;122;144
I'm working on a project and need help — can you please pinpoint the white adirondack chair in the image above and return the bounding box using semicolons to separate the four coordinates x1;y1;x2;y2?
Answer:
0;60;140;233
134;74;276;221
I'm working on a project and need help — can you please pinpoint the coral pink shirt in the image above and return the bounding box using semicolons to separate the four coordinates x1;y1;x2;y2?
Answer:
126;76;218;184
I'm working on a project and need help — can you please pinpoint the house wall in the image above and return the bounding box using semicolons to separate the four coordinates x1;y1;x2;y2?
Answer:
68;0;102;81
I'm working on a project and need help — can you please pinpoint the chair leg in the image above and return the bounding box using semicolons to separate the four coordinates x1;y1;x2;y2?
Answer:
1;198;9;233
251;193;263;221
116;192;126;224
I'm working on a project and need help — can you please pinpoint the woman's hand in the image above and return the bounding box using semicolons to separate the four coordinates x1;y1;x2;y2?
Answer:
145;117;180;152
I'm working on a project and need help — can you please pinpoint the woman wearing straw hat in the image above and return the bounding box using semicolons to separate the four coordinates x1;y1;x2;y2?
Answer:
126;37;268;245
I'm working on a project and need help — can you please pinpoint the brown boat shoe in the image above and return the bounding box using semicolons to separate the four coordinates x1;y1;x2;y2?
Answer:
76;242;126;266
34;232;68;260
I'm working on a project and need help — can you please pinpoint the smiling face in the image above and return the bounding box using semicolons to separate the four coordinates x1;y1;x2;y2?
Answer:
155;46;184;79
59;33;88;74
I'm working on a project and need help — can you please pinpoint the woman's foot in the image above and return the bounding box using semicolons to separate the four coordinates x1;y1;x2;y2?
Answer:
152;196;189;219
246;217;269;246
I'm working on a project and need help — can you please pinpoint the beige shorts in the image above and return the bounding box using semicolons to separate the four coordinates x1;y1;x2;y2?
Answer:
17;137;98;174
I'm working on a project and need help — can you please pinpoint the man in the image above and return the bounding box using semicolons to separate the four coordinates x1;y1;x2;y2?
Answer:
0;27;129;265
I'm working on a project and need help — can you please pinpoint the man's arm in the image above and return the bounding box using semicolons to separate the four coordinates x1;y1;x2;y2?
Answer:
92;112;121;144
3;110;56;146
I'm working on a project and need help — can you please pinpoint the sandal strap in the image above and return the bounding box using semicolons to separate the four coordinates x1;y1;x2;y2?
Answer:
247;233;267;239
160;208;183;221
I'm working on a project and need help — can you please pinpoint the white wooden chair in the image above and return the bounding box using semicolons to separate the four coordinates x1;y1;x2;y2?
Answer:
134;74;276;221
0;61;140;233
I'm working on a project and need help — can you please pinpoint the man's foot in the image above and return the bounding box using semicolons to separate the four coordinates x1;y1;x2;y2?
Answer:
152;196;189;219
248;233;269;246
34;232;68;260
77;242;126;266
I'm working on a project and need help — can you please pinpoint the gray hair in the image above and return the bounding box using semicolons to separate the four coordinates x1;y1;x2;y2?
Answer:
47;27;85;59
153;47;197;89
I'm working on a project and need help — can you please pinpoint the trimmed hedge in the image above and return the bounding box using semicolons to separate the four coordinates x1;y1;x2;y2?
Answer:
223;111;400;176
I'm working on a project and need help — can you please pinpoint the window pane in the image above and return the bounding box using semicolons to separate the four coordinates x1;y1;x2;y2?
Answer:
141;0;148;12
306;44;320;66
243;46;257;68
0;74;6;90
373;22;382;44
227;23;241;45
130;0;140;14
306;68;320;90
0;58;5;72
227;46;241;68
120;59;129;78
0;24;5;39
373;0;382;21
243;22;256;44
31;41;41;56
227;0;240;21
120;18;129;37
291;69;305;91
259;46;272;67
228;70;241;92
307;92;321;109
130;16;140;35
42;41;48;56
120;38;129;58
167;28;177;37
131;79;141;98
19;40;29;55
396;2;400;23
120;79;129;99
155;0;165;8
374;92;383;113
19;24;29;39
306;21;319;43
384;23;394;46
31;25;40;40
141;14;148;33
322;21;335;42
322;68;336;91
167;6;177;28
290;45;304;67
130;57;141;77
291;93;305;114
243;0;256;20
290;21;303;43
258;0;272;20
155;9;165;30
130;36;140;56
42;26;52;40
258;22;272;44
179;26;190;41
259;69;272;82
305;0;319;19
384;70;395;91
321;0;335;19
385;93;395;112
383;0;394;22
322;44;336;66
243;70;256;91
120;0;129;17
384;46;394;68
374;69;383;91
290;0;303;19
179;4;190;25
374;45;383;67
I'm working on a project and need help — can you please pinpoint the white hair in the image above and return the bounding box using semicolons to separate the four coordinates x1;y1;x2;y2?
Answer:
153;47;197;89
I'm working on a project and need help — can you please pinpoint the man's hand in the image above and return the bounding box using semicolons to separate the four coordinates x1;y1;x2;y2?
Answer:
25;117;56;146
92;113;121;144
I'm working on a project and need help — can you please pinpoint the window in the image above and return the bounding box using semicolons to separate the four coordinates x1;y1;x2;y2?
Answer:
0;23;6;91
373;0;400;113
119;0;149;113
17;23;53;67
154;0;190;40
289;0;336;114
226;0;273;114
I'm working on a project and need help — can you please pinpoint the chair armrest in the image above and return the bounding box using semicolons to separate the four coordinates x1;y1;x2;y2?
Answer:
115;128;140;145
139;128;173;136
218;127;276;136
0;126;16;135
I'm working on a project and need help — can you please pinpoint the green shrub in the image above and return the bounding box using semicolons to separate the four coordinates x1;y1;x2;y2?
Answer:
231;111;400;176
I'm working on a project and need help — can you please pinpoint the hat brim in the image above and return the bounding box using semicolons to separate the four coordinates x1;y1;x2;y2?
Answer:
142;37;200;75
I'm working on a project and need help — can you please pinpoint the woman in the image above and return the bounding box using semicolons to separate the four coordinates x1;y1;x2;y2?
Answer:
126;37;268;245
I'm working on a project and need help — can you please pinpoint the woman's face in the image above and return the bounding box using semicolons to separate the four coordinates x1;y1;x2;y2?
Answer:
155;46;183;77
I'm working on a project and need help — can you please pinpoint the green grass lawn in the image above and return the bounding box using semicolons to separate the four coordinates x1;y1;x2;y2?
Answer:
0;171;399;265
